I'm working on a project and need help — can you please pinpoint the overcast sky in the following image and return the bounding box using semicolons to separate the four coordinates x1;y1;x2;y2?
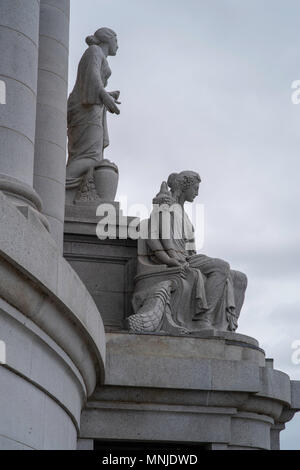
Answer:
69;0;300;449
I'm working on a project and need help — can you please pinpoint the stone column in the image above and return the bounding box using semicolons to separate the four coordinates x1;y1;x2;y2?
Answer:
270;423;285;450
33;0;70;251
0;0;46;223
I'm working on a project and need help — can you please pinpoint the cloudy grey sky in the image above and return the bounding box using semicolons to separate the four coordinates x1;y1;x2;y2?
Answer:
69;0;300;448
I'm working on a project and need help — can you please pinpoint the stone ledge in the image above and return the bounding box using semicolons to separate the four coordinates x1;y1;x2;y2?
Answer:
105;333;294;403
0;297;85;429
0;191;106;394
81;332;300;449
64;202;138;238
81;383;296;449
80;396;277;449
291;380;300;410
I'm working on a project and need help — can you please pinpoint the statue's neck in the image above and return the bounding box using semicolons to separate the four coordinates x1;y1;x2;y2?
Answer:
171;190;183;206
99;43;109;57
177;193;185;207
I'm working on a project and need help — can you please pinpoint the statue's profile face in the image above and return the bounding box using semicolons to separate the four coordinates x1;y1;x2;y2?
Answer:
108;36;118;56
184;182;199;202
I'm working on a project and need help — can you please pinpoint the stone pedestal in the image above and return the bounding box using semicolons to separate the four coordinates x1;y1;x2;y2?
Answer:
79;332;300;450
64;204;137;330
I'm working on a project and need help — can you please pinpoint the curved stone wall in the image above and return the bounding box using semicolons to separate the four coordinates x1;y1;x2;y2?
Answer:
0;193;106;449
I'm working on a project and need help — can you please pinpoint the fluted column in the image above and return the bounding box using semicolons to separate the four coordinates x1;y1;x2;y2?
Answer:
0;0;45;219
33;0;70;251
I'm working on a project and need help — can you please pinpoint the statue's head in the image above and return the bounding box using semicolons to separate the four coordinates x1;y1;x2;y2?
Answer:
86;28;118;56
167;171;201;203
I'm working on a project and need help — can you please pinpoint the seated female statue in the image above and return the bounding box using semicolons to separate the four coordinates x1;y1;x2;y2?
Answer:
131;171;247;333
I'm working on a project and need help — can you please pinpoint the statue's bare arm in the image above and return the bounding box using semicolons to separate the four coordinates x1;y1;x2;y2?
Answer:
147;239;181;267
94;55;120;114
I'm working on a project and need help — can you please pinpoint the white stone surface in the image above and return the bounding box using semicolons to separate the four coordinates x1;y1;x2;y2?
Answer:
0;435;33;450
0;128;34;185
105;333;264;392
0;0;40;40
0;192;106;370
80;332;300;450
33;0;70;250
230;412;273;449
34;175;65;221
0;300;80;449
0;0;39;187
0;191;106;450
257;367;292;404
0;366;76;450
77;439;94;450
0;298;86;422
82;401;234;444
291;381;300;409
37;35;69;81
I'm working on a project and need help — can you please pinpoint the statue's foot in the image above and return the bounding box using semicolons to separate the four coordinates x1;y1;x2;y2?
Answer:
192;319;212;330
178;327;191;335
74;169;101;203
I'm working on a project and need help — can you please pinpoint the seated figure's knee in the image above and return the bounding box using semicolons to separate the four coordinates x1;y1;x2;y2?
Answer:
213;258;230;276
231;270;248;291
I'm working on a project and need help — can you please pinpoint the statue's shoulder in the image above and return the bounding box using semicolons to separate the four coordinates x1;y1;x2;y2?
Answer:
82;45;105;63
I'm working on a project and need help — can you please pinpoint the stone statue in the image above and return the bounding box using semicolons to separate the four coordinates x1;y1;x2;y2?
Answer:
128;171;248;335
65;28;120;204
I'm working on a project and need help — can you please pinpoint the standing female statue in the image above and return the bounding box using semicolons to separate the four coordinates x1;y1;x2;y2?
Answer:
130;171;248;333
66;28;120;203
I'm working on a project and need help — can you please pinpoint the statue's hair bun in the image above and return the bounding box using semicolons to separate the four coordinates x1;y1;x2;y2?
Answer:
167;173;178;190
86;35;99;46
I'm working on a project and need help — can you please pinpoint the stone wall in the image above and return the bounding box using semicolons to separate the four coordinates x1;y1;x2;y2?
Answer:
0;192;106;449
64;205;137;331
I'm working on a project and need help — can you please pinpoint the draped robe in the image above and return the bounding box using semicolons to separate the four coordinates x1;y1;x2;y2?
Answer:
66;45;111;187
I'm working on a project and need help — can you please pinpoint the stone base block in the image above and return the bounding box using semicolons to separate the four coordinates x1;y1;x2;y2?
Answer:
64;206;137;330
80;332;300;450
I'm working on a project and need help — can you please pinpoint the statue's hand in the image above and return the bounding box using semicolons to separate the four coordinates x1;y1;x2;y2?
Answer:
178;262;189;279
102;92;120;114
109;90;120;102
167;249;187;264
178;253;188;263
167;258;181;267
167;249;178;259
186;250;197;258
